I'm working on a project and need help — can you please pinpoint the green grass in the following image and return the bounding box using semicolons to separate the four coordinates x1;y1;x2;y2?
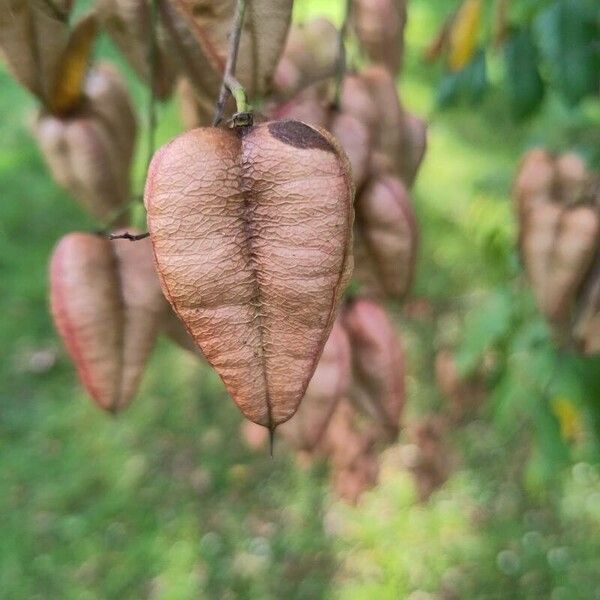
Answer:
1;0;600;598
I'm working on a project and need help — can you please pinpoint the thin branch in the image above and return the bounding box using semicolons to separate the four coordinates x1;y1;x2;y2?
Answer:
333;0;353;107
108;231;150;241
212;0;248;126
146;0;159;174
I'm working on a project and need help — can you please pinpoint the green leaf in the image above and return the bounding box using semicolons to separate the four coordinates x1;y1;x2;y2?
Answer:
504;27;545;119
436;48;487;108
534;0;599;106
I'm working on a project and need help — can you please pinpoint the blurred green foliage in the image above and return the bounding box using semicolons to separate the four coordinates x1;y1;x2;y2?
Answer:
0;0;599;598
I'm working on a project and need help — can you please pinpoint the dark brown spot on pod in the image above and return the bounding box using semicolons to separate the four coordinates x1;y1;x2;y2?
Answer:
268;120;335;153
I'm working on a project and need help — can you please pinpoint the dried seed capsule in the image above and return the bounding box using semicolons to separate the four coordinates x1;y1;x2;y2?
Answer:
49;231;167;412
145;120;354;429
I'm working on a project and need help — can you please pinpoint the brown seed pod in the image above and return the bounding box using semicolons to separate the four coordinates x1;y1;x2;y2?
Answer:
160;306;205;357
49;231;167;412
145;120;354;429
399;113;428;188
34;64;136;222
160;0;292;110
97;0;177;99
269;83;331;128
521;197;599;326
555;152;588;206
272;18;339;98
342;298;405;440
354;175;418;300
279;321;352;452
573;253;600;355
351;0;407;75
513;148;556;219
0;0;70;103
330;112;372;190
319;401;380;503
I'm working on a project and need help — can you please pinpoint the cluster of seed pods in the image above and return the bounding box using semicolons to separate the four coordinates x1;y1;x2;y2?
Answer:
4;2;426;506
514;149;600;353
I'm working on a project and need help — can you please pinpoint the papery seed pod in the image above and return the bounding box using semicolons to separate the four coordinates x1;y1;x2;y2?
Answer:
522;202;599;325
273;18;338;98
355;175;418;300
279;321;351;452
342;298;405;440
145;120;354;429
98;0;177;99
162;0;292;107
513;148;555;218
339;73;380;131
49;231;167;412
0;0;70;103
352;0;407;75
34;64;136;221
330;112;372;190
573;253;600;355
320;401;380;503
359;66;405;177
555;152;588;206
156;0;222;113
399;113;428;188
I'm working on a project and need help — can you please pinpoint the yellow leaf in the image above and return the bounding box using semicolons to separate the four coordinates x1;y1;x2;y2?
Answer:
448;0;482;71
551;397;583;442
47;12;98;115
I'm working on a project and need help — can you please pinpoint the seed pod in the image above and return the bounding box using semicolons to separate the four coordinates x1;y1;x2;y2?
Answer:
513;148;556;218
354;175;418;300
49;231;167;412
573;253;600;355
279;321;351;452
555;152;588;206
320;401;380;503
522;201;599;325
273;18;338;98
399;113;428;188
342;298;405;439
145;120;354;429
359;66;405;177
161;0;292;108
35;64;136;221
352;0;407;75
339;73;380;131
98;0;176;99
330;112;372;190
0;0;70;103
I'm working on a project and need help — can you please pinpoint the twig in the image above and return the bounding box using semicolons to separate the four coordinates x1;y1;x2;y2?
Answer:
212;0;248;126
146;0;159;174
333;0;353;107
108;231;150;241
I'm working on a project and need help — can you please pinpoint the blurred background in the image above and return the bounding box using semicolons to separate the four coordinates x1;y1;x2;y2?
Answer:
1;0;599;598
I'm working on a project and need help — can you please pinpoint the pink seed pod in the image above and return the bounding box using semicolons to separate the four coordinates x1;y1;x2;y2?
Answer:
97;0;177;99
352;0;407;75
34;64;136;222
354;175;418;300
342;297;406;440
49;231;168;412
279;321;352;452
